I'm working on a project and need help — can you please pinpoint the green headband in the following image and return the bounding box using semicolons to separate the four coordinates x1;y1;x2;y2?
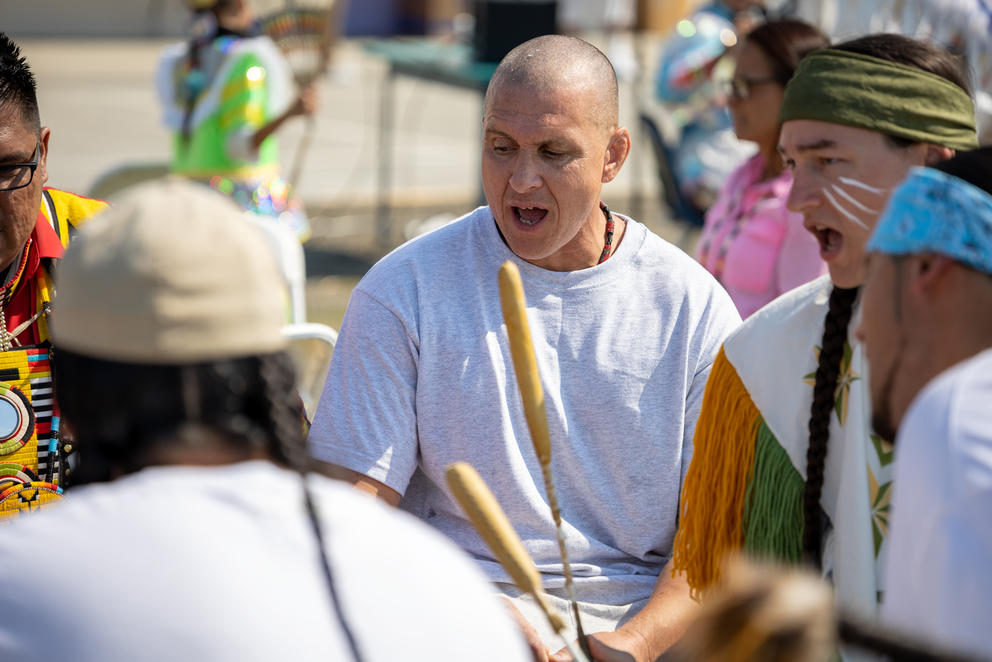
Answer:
779;49;978;151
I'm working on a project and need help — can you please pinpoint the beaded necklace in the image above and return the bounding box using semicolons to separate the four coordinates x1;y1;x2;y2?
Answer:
597;201;615;264
0;241;32;352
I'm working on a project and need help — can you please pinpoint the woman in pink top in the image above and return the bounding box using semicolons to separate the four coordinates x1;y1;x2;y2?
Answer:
696;20;829;318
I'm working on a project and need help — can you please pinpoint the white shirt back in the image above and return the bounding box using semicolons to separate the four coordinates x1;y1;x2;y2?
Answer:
883;348;992;658
0;461;529;661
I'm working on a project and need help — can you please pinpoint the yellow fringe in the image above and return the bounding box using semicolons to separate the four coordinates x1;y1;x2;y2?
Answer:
672;347;762;599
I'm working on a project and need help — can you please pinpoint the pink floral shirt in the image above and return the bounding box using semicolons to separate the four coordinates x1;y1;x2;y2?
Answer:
695;154;826;318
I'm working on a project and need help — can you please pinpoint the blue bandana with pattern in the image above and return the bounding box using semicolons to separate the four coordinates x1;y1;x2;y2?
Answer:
868;166;992;275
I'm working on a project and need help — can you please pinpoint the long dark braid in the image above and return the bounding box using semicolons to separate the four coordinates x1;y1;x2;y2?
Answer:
803;286;859;568
256;352;308;468
258;353;366;662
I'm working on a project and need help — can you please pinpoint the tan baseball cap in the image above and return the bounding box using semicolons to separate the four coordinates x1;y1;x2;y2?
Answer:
52;177;288;364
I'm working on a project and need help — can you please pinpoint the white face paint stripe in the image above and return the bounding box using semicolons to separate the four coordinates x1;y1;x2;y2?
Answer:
822;188;870;230
830;184;879;215
838;176;888;195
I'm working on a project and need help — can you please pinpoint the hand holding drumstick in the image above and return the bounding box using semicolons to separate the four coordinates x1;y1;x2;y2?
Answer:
446;462;591;662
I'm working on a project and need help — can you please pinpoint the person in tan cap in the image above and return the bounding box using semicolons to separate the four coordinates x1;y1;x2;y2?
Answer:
0;177;530;662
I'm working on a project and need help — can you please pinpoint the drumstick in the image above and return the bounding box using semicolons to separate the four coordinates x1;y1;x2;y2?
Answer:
498;261;593;661
445;462;591;662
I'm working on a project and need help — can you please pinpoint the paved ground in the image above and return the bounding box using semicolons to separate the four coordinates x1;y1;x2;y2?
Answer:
19;36;689;331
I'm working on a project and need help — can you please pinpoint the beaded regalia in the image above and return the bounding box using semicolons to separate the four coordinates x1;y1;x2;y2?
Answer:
0;189;106;518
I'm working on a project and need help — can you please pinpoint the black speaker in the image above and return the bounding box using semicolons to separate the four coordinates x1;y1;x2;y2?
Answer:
472;1;558;64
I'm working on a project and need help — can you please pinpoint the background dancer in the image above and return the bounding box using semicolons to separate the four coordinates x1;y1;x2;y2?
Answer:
157;0;317;240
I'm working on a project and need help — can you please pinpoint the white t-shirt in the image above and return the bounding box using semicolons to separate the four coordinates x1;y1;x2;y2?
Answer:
0;461;529;662
309;207;740;616
882;348;992;658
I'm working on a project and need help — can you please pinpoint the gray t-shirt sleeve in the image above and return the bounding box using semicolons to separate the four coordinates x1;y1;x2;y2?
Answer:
308;288;420;495
681;286;742;483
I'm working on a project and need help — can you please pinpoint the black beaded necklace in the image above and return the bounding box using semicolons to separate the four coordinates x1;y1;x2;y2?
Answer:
597;201;616;264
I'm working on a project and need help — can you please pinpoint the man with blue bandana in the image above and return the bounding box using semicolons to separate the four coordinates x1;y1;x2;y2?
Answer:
855;148;992;658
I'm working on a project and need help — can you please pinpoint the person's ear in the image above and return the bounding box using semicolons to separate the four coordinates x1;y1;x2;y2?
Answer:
907;253;954;299
922;144;955;167
38;126;51;188
601;127;630;184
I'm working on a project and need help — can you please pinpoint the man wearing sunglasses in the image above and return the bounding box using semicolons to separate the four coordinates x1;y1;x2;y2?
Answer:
0;32;107;516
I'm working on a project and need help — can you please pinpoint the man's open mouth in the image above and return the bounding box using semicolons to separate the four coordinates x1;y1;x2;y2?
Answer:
513;206;548;227
812;225;843;259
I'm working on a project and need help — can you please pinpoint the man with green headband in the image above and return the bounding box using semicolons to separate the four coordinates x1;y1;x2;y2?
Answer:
671;32;978;642
856;149;992;658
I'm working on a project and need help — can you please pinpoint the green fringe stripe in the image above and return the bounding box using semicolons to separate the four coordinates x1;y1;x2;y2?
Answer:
742;420;805;564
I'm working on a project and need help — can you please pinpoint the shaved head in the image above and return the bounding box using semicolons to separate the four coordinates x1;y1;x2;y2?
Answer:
480;34;631;271
485;35;619;130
